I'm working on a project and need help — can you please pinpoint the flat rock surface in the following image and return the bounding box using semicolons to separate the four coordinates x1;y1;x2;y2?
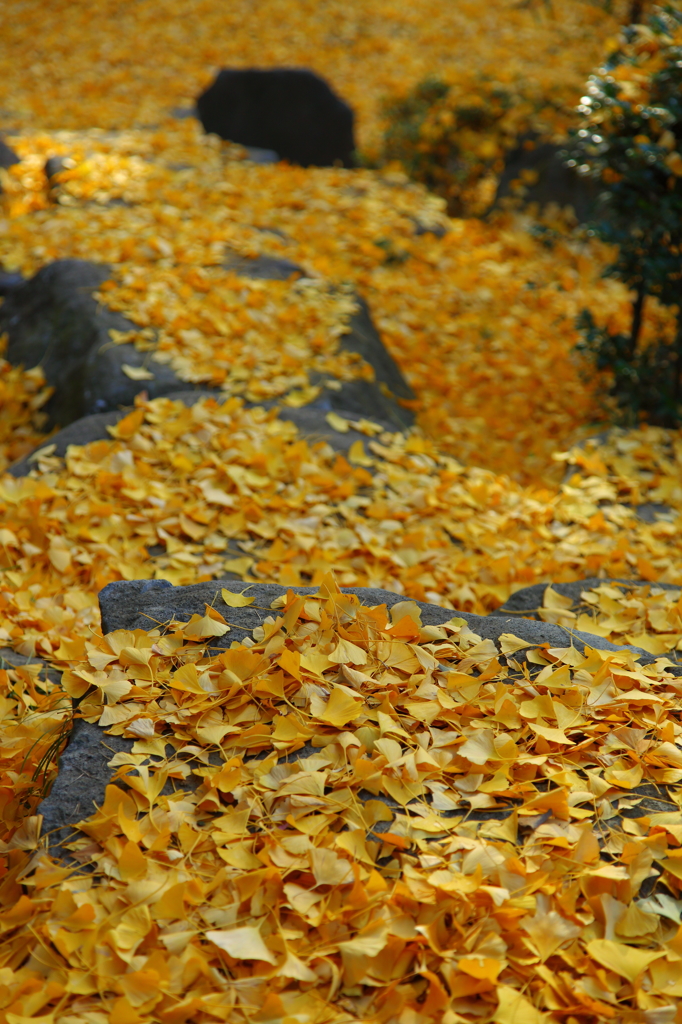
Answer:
99;579;659;661
9;395;397;477
312;296;415;430
196;68;355;169
37;577;679;861
0;646;61;685
338;297;414;407
492;137;599;222
307;378;412;430
222;252;414;428
496;577;681;616
0;270;24;295
80;338;196;416
4;257;412;431
9;410;127;477
223;251;305;280
38;719;136;856
0;259;190;427
0;137;19;169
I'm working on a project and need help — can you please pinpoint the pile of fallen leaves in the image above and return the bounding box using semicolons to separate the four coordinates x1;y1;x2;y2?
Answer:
4;2;682;1020
3;578;682;1022
0;1;675;485
5;120;682;482
3;395;682;664
0;352;51;473
535;581;682;656
0;0;630;153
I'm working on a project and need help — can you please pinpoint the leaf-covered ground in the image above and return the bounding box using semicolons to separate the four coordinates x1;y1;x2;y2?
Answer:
2;1;682;1021
0;0;632;150
5;575;682;1024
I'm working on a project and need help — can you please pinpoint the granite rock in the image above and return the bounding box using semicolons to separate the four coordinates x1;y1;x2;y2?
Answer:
223;253;414;428
36;577;679;860
334;296;414;429
197;68;355;168
495;577;681;617
98;579;661;661
0;270;24;295
0;137;19;171
492;137;599;222
1;260;116;427
44;155;70;181
0;260;193;427
3;257;412;431
80;334;195;416
244;146;279;164
9;395;396;478
38;719;136;856
223;251;305;281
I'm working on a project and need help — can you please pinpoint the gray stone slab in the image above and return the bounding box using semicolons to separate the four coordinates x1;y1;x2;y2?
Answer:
296;297;417;430
196;68;355;169
170;106;197;120
7;391;217;477
277;404;395;452
496;577;681;617
38;718;135;857
635;502;675;523
8;396;393;477
306;378;412;431
0;271;24;295
0;137;19;170
0;259;190;428
223;251;304;280
1;260;114;425
339;298;413;403
222;252;414;429
3;257;412;435
335;297;414;429
38;578;680;861
44;155;69;181
8;411;125;478
491;135;599;223
562;433;675;522
244;146;279;164
98;579;661;663
80;338;200;416
0;646;61;684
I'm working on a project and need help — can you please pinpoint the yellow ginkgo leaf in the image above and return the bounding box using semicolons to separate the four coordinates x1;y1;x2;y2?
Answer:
121;363;155;380
325;411;350;433
498;633;534;653
603;763;644;789
206;926;278;964
327;637;368;665
458;958;503;982
529;722;570;744
347;439;373;466
221;588;255;607
586;939;662;982
310;846;354;886
543;586;574;611
494;986;548;1024
520;910;581;960
315;685;364;727
183;613;230;637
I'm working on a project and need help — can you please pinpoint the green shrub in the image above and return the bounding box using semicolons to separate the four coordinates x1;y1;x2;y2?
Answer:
381;77;550;216
571;3;682;425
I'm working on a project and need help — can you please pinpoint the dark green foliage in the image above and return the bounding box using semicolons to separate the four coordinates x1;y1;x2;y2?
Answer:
576;309;682;426
571;4;682;425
